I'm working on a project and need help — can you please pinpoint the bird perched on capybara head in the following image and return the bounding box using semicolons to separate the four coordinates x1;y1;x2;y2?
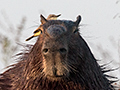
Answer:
0;14;116;90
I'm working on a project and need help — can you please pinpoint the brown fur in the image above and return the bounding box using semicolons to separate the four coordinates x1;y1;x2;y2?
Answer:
0;15;115;90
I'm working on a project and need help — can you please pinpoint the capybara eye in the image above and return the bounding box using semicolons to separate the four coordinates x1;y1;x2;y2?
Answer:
59;48;67;53
42;48;49;54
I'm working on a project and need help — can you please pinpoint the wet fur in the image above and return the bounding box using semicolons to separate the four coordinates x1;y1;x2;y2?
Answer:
0;20;115;90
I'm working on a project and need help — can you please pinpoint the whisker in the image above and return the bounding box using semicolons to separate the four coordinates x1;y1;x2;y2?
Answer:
67;64;79;73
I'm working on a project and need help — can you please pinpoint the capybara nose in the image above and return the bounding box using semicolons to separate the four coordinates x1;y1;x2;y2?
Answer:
52;67;57;76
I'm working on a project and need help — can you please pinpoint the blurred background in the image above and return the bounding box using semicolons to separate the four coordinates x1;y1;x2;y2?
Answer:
0;0;120;87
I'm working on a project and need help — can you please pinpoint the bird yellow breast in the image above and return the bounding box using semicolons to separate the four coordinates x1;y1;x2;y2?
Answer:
33;31;41;37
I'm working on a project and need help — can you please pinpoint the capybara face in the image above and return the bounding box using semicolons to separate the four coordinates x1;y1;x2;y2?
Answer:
39;16;81;81
41;25;69;80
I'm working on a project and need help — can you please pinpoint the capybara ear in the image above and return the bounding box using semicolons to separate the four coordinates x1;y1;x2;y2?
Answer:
40;14;48;24
75;15;81;27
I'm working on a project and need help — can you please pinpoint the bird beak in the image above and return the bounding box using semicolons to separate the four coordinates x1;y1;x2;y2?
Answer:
56;14;61;17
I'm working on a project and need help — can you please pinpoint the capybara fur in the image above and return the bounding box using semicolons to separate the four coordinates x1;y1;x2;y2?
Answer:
0;15;115;90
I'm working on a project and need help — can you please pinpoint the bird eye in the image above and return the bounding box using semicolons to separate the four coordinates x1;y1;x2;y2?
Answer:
39;29;42;34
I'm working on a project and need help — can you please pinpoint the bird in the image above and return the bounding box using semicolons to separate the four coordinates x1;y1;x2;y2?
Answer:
26;14;61;41
25;27;42;41
47;14;61;20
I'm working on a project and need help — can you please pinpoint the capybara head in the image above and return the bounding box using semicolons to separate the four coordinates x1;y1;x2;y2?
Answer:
37;15;81;81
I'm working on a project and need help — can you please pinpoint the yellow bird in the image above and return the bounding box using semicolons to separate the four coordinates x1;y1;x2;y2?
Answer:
25;27;42;41
26;14;61;41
